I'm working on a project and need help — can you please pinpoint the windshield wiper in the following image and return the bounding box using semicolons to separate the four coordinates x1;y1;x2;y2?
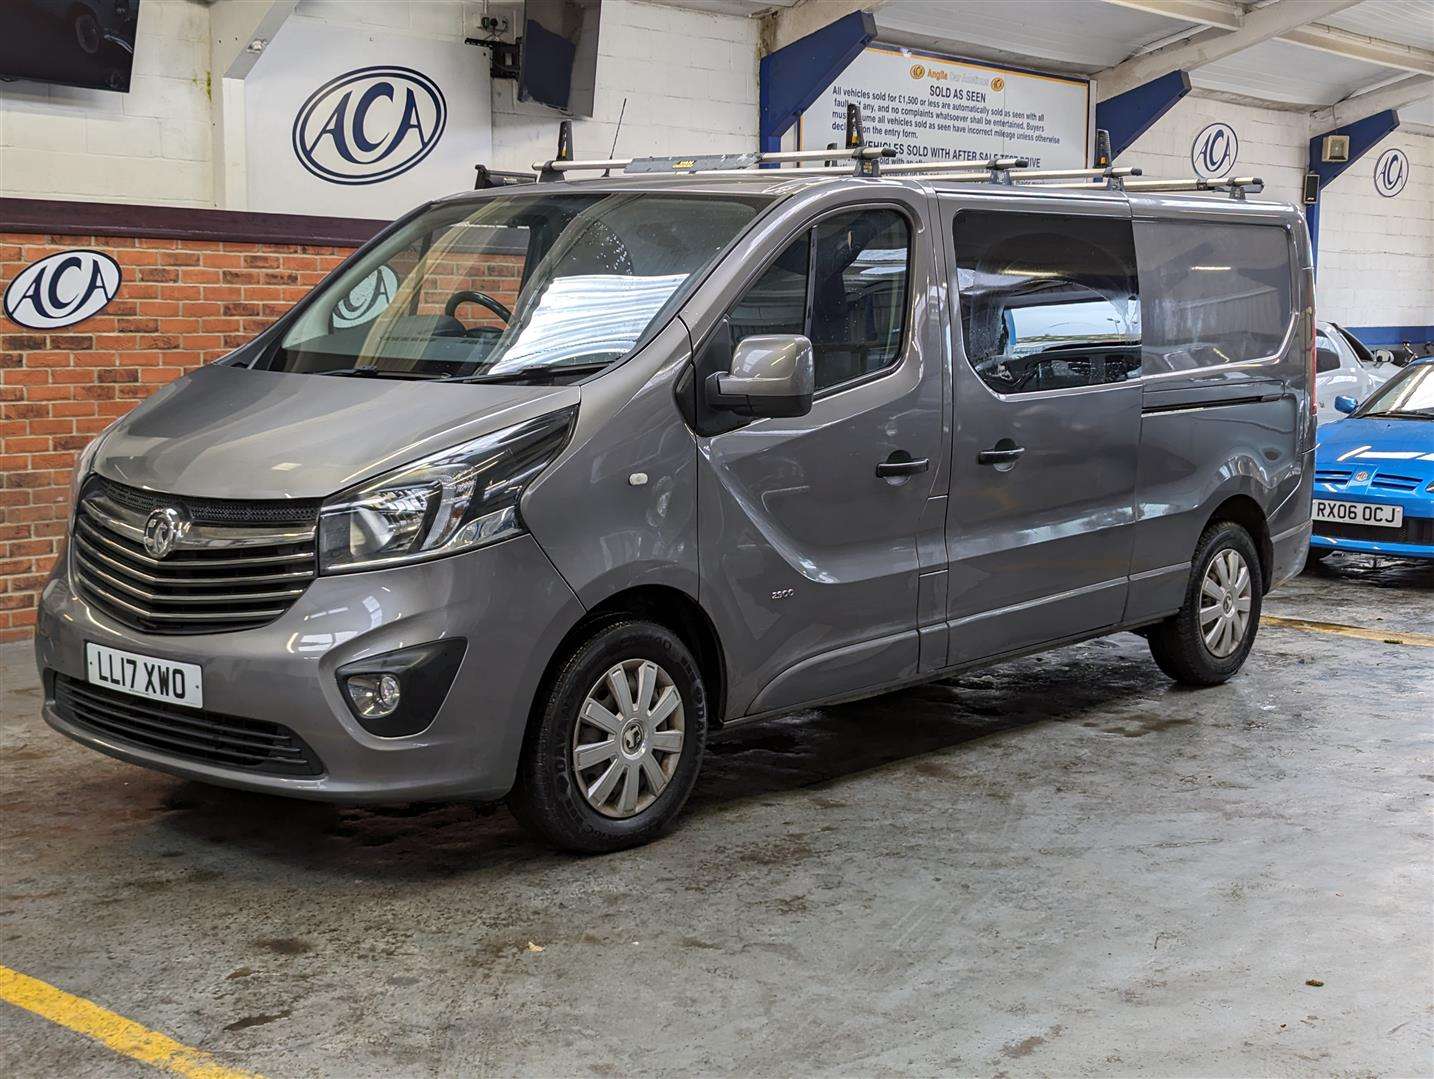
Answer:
450;361;613;384
1358;410;1434;420
316;367;445;381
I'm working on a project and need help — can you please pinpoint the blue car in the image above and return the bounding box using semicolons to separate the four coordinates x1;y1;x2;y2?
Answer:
1311;358;1434;561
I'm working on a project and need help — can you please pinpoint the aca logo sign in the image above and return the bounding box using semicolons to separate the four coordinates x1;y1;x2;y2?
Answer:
3;250;121;329
1191;122;1238;179
1374;148;1408;198
292;66;447;185
332;265;399;328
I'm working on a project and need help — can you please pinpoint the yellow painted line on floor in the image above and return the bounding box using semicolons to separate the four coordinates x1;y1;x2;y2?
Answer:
0;965;264;1079
1263;614;1434;648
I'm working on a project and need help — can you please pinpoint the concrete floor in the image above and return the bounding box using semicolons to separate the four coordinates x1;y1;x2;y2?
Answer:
2;554;1431;1078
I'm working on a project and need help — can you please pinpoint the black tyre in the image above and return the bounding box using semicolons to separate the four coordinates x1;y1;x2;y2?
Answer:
1147;522;1264;686
1305;546;1332;567
509;619;707;853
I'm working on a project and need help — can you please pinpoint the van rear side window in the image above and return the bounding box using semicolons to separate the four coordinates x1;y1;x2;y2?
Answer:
1135;220;1294;374
953;210;1142;395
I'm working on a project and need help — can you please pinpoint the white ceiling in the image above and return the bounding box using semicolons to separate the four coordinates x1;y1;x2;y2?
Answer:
660;0;1434;118
1189;36;1408;106
870;0;1183;76
1323;0;1434;53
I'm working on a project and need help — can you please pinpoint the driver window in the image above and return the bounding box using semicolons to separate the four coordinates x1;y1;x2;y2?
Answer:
724;207;911;394
954;210;1141;394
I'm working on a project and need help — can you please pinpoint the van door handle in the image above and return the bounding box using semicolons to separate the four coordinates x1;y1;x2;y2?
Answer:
875;454;930;477
977;445;1025;466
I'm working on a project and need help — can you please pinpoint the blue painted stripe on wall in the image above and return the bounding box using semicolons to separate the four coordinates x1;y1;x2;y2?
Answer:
1344;325;1434;347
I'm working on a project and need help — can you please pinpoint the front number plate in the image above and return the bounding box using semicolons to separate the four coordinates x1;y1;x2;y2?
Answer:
85;643;203;709
1312;499;1403;529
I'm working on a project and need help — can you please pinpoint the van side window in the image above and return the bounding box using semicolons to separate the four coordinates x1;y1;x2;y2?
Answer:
727;209;911;394
808;210;910;391
1135;220;1294;373
729;234;809;341
953;211;1141;394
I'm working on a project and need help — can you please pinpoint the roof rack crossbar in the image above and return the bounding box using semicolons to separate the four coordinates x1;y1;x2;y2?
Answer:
510;104;1261;200
1122;175;1265;199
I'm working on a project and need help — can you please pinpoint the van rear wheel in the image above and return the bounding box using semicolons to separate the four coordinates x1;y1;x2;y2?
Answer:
1147;522;1263;686
510;620;707;853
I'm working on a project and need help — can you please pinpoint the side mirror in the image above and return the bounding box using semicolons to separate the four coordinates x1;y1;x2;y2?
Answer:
1315;345;1341;374
1334;395;1358;414
704;334;814;418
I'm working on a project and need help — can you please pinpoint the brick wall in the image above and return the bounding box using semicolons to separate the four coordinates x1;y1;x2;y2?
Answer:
1;231;359;640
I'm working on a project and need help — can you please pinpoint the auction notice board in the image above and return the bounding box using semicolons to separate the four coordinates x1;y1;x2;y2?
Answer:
799;45;1091;169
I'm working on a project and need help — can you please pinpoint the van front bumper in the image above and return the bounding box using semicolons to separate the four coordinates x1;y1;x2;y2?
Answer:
34;534;584;803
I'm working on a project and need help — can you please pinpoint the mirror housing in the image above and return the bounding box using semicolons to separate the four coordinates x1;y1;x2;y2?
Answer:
704;334;815;418
1334;394;1358;414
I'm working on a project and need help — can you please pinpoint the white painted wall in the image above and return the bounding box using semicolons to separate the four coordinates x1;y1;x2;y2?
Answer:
0;0;213;206
1120;95;1308;208
487;0;758;172
1;0;755;209
2;2;1425;336
1316;129;1433;332
1120;93;1433;332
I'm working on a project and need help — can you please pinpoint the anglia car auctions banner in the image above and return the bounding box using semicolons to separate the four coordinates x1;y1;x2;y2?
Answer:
800;46;1090;169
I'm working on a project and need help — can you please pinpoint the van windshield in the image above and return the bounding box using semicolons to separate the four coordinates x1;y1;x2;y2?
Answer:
264;192;769;383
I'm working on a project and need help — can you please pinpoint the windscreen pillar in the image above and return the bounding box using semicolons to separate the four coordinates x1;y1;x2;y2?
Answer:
1305;108;1400;269
759;10;877;159
1094;70;1190;162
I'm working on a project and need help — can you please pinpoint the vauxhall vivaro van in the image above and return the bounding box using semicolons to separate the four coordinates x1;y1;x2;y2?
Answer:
35;147;1315;851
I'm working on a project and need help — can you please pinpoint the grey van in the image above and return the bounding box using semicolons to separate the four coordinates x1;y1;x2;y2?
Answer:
35;156;1315;851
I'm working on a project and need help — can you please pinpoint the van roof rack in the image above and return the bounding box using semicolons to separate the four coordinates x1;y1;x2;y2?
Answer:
504;105;1263;201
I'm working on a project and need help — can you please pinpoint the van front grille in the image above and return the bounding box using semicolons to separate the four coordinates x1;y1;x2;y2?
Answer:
72;478;319;635
54;675;323;777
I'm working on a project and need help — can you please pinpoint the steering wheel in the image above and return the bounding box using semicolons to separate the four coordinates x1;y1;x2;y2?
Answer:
444;290;512;325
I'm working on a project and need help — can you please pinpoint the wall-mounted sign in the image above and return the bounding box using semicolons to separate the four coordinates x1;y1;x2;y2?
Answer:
1191;122;1238;179
3;250;121;330
799;46;1090;169
246;18;491;217
293;66;448;186
1374;147;1408;198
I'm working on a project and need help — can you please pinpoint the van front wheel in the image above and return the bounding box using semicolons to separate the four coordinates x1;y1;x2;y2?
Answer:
1147;522;1263;686
510;620;707;853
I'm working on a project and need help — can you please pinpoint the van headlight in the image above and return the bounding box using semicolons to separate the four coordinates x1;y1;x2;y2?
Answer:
318;409;575;574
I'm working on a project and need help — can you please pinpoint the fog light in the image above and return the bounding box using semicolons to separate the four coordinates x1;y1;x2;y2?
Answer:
335;639;466;738
345;672;402;719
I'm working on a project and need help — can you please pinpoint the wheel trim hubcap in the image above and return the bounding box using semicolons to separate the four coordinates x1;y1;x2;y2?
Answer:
572;659;685;819
1199;548;1252;659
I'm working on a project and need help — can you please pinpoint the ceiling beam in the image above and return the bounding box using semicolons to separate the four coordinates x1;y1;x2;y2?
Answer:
1101;1;1434;86
1280;23;1434;76
1100;0;1241;32
1311;73;1434;127
763;0;893;54
1096;0;1362;99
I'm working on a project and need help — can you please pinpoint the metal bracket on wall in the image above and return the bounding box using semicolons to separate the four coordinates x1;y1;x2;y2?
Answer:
466;35;521;81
